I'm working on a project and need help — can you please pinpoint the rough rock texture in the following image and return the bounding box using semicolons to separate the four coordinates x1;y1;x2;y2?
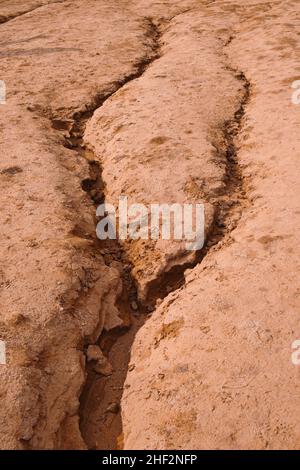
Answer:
0;0;65;23
1;0;300;451
0;0;163;449
122;0;300;450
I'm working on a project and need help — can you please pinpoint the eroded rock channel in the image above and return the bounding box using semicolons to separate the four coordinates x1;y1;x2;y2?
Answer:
77;8;252;450
0;0;300;451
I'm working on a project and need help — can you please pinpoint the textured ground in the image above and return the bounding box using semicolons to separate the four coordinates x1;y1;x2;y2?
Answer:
0;0;300;450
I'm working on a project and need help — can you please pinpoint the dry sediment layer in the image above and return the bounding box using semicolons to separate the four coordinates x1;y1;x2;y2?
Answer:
0;0;299;450
122;0;300;450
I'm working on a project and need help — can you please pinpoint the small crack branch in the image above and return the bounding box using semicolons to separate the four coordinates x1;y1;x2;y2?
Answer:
0;0;67;25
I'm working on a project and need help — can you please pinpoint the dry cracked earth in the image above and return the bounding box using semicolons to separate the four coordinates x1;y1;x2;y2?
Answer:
0;0;300;451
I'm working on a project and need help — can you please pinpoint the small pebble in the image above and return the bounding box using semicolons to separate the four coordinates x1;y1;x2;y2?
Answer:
93;362;113;376
86;345;104;362
106;402;120;414
130;301;138;311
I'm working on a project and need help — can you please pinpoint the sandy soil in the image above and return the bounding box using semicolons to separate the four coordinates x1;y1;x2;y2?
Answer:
0;0;300;450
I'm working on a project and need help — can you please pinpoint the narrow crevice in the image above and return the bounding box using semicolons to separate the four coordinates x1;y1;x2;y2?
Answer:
208;37;252;248
207;71;251;248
